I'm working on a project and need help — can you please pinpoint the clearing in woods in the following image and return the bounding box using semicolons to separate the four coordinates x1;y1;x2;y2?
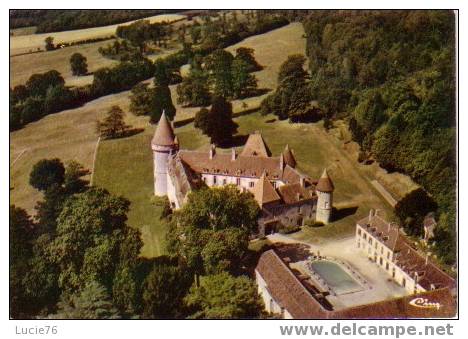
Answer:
92;111;396;257
10;22;307;214
9;13;186;55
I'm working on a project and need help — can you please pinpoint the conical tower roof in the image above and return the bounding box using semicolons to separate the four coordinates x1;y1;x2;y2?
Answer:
282;144;296;168
316;168;334;192
252;172;281;207
152;111;176;146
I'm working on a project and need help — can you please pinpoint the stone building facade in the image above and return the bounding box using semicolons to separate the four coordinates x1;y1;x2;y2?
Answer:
355;210;455;295
151;112;335;234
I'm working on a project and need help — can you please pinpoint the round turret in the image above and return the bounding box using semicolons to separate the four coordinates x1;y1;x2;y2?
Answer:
316;168;334;224
152;111;177;196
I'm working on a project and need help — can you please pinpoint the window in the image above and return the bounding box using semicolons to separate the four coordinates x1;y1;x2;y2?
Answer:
381;246;384;254
325;202;329;208
379;257;383;265
213;176;217;185
223;179;227;185
249;181;255;188
387;251;390;259
236;178;241;186
363;233;367;240
202;177;206;183
392;267;396;278
375;242;378;249
402;278;406;287
358;229;362;236
369;238;372;245
386;262;389;270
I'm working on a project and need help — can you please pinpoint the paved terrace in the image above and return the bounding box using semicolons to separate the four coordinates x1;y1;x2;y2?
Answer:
266;234;409;310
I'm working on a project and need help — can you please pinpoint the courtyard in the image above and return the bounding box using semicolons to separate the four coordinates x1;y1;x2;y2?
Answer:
266;234;409;310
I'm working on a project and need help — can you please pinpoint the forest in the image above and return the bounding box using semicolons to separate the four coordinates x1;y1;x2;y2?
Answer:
302;10;456;264
9;10;179;33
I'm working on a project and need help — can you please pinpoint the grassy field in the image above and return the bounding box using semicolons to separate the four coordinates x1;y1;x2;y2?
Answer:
91;111;396;257
10;22;307;216
10;26;37;36
172;22;307;122
9;89;151;214
10;19;401;256
10;13;186;55
10;40;181;88
10;39;119;87
92;118;210;258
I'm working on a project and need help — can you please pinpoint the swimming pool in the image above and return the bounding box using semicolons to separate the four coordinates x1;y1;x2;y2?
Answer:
310;260;363;295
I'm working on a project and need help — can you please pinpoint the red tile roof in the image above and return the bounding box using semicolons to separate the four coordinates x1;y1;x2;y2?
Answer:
316;168;334;192
240;131;272;157
256;249;457;319
357;215;456;291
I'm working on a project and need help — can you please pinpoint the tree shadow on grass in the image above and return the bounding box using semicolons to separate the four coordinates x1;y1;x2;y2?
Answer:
273;242;311;262
236;87;271;100
219;134;249;148
331;206;359;222
107;127;145;140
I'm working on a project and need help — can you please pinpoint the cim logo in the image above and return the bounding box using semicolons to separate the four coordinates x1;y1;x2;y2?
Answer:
409;297;441;310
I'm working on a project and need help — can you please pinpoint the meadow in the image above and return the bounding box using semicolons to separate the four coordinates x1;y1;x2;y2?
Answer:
10;13;185;55
10;23;306;214
92;111;396;257
10;19;406;258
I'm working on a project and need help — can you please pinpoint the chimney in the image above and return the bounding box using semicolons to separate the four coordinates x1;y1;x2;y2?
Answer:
296;192;301;201
209;144;216;159
368;209;375;221
425;254;429;266
279;154;284;170
231;148;236;161
300;176;305;188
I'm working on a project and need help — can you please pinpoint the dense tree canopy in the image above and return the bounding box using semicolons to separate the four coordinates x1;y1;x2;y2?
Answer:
302;10;456;264
29;158;65;191
50;281;121;319
70;53;88;76
184;272;264;319
261;54;318;122
194;96;238;145
49;187;142;292
96;105;131;139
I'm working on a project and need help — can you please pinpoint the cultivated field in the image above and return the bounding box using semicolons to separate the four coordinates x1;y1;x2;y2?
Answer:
10;13;186;55
10;40;181;88
10;39;119;87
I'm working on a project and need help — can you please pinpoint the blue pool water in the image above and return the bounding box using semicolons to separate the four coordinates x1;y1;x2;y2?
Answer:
310;260;362;295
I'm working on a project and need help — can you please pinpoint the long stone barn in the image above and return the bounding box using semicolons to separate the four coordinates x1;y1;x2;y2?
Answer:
151;112;335;235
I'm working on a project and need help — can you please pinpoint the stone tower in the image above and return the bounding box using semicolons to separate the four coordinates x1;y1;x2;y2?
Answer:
151;111;177;196
315;168;334;224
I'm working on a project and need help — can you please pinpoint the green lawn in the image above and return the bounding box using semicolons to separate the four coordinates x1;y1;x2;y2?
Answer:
93;111;395;257
92;121;209;258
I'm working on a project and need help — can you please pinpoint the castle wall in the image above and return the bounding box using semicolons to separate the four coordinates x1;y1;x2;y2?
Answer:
200;173;283;192
166;172;180;209
153;145;174;196
259;200;316;236
316;191;332;224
